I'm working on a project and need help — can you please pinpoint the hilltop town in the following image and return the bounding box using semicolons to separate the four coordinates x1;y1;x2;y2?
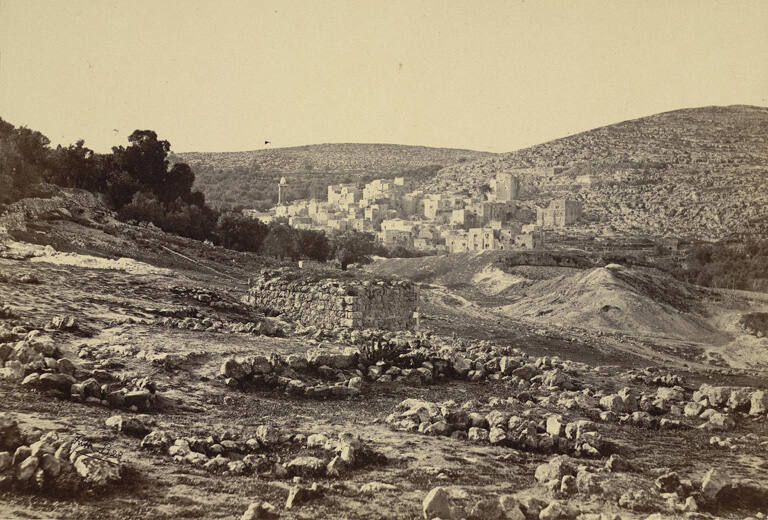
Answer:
249;168;582;254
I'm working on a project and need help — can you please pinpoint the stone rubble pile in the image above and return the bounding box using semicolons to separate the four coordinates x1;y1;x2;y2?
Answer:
386;398;609;457
0;328;161;412
139;426;385;479
0;414;123;493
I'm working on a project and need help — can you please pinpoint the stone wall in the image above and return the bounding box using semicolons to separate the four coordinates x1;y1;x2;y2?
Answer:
244;269;418;330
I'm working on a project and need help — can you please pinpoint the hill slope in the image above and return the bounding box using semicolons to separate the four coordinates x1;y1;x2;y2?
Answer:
427;105;768;239
173;143;493;209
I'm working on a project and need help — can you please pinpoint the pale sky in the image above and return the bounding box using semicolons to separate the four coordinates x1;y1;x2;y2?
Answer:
1;0;767;153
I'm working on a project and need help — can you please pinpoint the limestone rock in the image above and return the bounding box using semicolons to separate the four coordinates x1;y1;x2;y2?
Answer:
422;486;452;519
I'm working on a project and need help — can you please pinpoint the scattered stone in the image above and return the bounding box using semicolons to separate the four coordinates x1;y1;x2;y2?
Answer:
241;501;278;519
423;486;452;519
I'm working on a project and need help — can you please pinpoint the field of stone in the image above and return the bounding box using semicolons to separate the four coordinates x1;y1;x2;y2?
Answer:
1;220;768;519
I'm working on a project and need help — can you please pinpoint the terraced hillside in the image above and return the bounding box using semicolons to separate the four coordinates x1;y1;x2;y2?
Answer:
174;144;493;209
426;105;768;240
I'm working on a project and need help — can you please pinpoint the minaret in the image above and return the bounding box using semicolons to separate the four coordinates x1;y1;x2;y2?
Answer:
278;176;288;205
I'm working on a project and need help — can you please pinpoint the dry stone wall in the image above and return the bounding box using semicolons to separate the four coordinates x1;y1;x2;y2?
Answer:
244;269;417;330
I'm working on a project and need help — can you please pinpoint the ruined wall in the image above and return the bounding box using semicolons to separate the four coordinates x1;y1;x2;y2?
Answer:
244;269;418;330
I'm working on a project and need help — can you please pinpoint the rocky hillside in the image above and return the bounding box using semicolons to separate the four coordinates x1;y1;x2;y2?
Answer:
427;105;768;240
173;144;493;209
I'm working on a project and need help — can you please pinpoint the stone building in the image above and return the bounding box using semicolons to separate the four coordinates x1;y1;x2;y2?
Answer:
490;172;520;202
536;199;582;227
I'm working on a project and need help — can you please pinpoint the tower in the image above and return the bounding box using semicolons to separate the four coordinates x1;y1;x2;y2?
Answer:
278;177;288;205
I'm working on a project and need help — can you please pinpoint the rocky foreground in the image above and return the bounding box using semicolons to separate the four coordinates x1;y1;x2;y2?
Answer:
1;241;767;519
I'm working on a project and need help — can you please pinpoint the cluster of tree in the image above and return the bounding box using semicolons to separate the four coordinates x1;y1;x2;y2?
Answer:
0;117;433;266
670;239;768;290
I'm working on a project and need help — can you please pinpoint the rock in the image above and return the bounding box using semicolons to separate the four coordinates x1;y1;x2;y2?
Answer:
124;390;153;411
38;373;76;392
726;387;752;411
542;368;574;390
285;483;323;509
468;427;489;442
39;452;61;477
538;501;566;520
604;454;631;472
535;456;575;483
141;430;173;451
618;490;653;512
74;453;122;487
512;365;538;380
21;373;40;387
56;357;76;375
255;425;280;446
306;433;328;449
17;454;39;481
286;456;326;477
546;415;565;437
701;468;729;502
184;451;209;465
359;481;398;494
599;395;625;413
249;355;273;375
655;472;680;493
0;452;10;471
424;421;451;436
169;439;191;457
497;495;526;520
486;410;512;429
423;486;452;519
682;496;699;512
683;401;704;417
564;420;597;440
13;445;31;465
241;501;278;519
0;415;23;452
706;412;735;430
749;390;768;415
468;497;504;519
489;427;507;445
105;415;151;438
220;358;247;380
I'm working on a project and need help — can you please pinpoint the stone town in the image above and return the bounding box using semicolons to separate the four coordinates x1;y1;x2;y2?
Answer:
248;170;582;253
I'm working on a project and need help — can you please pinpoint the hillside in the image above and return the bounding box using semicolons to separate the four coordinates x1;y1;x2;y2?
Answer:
426;105;768;239
173;143;493;209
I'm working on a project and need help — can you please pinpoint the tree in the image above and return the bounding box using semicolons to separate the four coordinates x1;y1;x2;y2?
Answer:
158;162;195;203
111;130;171;191
294;229;330;261
262;222;297;259
216;214;269;252
331;231;382;269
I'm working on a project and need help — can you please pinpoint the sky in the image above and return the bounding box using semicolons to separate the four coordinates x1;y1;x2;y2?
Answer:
1;0;767;154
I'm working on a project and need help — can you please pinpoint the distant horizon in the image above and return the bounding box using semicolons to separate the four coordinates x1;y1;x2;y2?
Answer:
2;102;766;156
171;103;768;155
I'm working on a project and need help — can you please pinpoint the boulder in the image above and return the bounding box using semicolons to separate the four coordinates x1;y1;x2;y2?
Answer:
73;453;121;487
546;415;565;437
220;358;247;380
286;456;326;477
749;390;768;415
285;483;323;509
535;456;575;483
241;501;278;520
422;486;452;519
468;427;489;443
701;468;729;502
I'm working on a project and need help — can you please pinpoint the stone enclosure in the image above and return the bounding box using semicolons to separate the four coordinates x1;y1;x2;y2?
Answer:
244;269;418;330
